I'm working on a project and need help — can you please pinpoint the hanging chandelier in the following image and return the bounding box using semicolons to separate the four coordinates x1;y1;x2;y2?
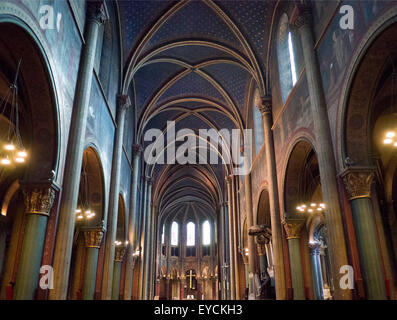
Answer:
75;157;95;221
0;59;28;166
296;202;326;214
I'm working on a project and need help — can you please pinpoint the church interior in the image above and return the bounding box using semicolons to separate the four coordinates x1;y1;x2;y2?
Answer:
1;0;397;301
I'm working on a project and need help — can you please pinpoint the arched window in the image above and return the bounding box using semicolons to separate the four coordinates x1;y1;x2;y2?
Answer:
252;88;264;154
171;221;178;246
186;222;195;247
278;13;298;103
202;220;211;245
161;224;165;244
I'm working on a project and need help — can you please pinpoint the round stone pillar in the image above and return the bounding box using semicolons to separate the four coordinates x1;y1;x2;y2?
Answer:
102;95;130;299
82;227;104;300
309;241;324;300
283;219;305;300
341;168;387;299
258;96;286;300
111;245;126;300
14;183;57;300
293;3;351;300
49;1;108;300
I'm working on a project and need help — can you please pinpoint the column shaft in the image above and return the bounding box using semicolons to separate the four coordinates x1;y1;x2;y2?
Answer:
259;97;286;300
82;247;99;300
243;172;257;299
14;184;56;300
102;95;130;299
111;261;122;300
288;239;305;300
124;145;142;299
351;198;386;299
295;7;350;299
231;177;241;299
226;178;236;299
283;219;305;300
81;228;104;300
50;3;107;300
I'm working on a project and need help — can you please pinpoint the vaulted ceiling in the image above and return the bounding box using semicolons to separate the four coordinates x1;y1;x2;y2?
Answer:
118;0;275;219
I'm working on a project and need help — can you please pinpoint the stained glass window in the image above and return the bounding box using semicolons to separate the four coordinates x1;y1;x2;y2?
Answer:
186;222;195;247
202;220;210;245
171;221;178;246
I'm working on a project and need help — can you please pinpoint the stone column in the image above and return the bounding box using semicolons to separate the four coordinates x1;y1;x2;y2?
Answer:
82;227;104;300
283;219;305;300
70;235;85;300
243;171;257;299
225;176;236;299
341;168;387;299
124;144;142;300
111;245;126;300
143;177;152;299
14;182;57;300
102;95;130;299
231;176;241;299
258;97;286;300
49;1;108;300
309;242;323;300
219;203;227;300
294;3;351;300
148;203;157;299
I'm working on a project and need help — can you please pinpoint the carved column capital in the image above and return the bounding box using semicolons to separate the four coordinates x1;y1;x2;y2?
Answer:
282;219;305;240
340;167;375;201
117;94;131;112
20;182;58;217
132;144;143;155
258;96;272;115
293;2;313;30
87;1;108;25
115;246;126;262
83;227;104;248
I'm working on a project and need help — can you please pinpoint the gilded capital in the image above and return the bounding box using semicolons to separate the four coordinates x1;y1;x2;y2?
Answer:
115;246;126;262
83;228;104;248
341;168;375;201
282;219;305;240
258;96;272;115
22;184;57;217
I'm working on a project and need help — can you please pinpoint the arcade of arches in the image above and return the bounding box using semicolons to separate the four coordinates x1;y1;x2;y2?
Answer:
0;0;397;300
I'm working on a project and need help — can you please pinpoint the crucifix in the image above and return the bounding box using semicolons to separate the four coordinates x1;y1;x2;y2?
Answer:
187;270;194;289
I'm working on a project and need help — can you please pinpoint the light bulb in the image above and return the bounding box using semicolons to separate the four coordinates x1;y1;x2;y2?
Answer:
386;131;396;138
1;158;11;165
75;209;82;214
77;215;83;219
384;138;393;144
15;157;25;163
4;144;15;151
17;151;27;158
